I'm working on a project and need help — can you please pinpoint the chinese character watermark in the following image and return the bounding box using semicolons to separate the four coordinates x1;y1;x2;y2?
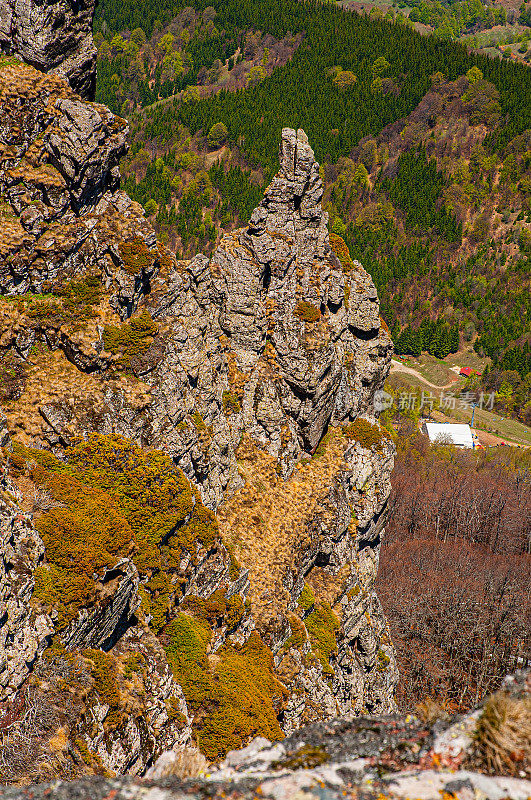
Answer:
374;390;495;413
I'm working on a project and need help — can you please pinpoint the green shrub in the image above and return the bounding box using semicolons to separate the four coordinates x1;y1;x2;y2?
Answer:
164;620;286;760
295;301;321;323
222;390;241;414
297;583;316;612
25;275;101;330
119;237;154;274
17;434;219;629
343;418;392;451
330;232;353;272
305;601;340;676
102;309;158;369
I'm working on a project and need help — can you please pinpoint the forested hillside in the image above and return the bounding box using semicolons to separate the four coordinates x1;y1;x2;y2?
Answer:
94;0;531;424
95;0;531;161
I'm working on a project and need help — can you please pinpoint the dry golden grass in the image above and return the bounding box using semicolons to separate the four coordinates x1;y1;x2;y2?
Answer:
415;697;453;725
47;727;69;754
4;347;151;445
307;563;350;608
217;432;351;624
474;691;531;775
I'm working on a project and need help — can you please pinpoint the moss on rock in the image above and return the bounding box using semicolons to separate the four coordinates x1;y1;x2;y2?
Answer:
165;617;286;761
294;301;321;323
24;275;101;330
298;583;316;612
119;237;154;275
305;601;340;677
329;233;353;272
14;434;221;630
222;390;241;415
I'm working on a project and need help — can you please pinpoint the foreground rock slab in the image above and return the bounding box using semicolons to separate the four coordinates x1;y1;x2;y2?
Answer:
2;671;529;799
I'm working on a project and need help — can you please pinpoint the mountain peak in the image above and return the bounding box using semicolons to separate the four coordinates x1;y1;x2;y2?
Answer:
248;127;325;240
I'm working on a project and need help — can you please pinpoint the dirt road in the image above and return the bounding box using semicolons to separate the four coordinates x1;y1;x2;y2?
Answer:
390;359;460;391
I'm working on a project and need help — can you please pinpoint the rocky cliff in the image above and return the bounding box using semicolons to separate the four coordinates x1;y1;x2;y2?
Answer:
0;0;97;99
0;45;397;782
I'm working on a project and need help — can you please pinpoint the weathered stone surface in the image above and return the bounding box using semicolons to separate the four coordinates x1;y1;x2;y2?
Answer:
76;627;192;777
0;0;97;99
59;558;140;651
0;462;53;703
1;671;529;797
0;62;158;314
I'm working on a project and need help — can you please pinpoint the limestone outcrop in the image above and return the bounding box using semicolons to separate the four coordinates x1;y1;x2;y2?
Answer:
0;54;397;780
0;0;97;99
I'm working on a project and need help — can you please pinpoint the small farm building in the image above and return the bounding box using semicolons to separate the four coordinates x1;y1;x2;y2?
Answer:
423;422;475;449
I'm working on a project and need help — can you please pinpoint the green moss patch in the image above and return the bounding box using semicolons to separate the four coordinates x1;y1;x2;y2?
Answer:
165;619;286;761
329;232;353;272
15;434;220;631
25;275;101;330
343;418;392;452
294;301;321;323
377;648;391;671
83;649;123;729
183;591;246;630
297;583;316;612
305;601;339;677
312;427;337;459
283;614;306;650
119;237;155;275
222;390;241;415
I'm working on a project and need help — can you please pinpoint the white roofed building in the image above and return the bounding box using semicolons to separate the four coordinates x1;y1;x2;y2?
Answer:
423;422;475;449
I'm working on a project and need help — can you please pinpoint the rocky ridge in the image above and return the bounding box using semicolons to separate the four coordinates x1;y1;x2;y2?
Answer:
1;38;397;781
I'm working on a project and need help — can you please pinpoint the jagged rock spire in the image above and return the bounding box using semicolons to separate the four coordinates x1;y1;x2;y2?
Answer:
247;128;329;265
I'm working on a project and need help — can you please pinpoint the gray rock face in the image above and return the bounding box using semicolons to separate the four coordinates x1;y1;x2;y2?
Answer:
137;129;393;507
0;0;97;99
0;63;157;315
0;625;194;782
0;466;54;702
78;627;193;776
0;60;398;772
60;558;140;651
46;97;127;208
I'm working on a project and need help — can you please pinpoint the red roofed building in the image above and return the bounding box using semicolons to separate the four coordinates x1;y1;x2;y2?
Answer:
459;367;481;378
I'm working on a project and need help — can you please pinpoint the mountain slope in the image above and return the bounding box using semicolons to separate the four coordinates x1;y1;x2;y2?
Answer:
0;39;397;778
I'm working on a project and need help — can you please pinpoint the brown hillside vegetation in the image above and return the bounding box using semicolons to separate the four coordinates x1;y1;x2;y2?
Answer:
378;425;531;711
